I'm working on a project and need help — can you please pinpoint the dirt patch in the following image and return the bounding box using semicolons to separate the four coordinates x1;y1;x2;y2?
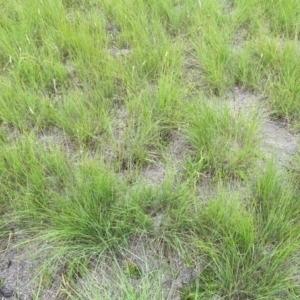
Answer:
141;131;189;187
226;86;264;112
0;123;21;144
226;86;299;170
261;120;299;170
232;28;248;54
37;127;83;159
106;21;120;44
108;48;131;58
165;132;189;165
141;163;165;188
0;240;62;300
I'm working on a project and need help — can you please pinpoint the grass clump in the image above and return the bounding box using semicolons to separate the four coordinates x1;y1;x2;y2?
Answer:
182;171;300;299
184;99;260;178
0;136;152;255
191;1;235;95
289;148;300;187
111;70;185;169
251;162;300;244
41;162;152;252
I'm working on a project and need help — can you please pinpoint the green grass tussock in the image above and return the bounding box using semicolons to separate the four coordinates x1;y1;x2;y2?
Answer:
183;179;300;299
184;99;260;178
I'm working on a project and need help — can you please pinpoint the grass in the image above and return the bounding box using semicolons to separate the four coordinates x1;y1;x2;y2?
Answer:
183;163;300;299
183;98;260;178
1;0;300;299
